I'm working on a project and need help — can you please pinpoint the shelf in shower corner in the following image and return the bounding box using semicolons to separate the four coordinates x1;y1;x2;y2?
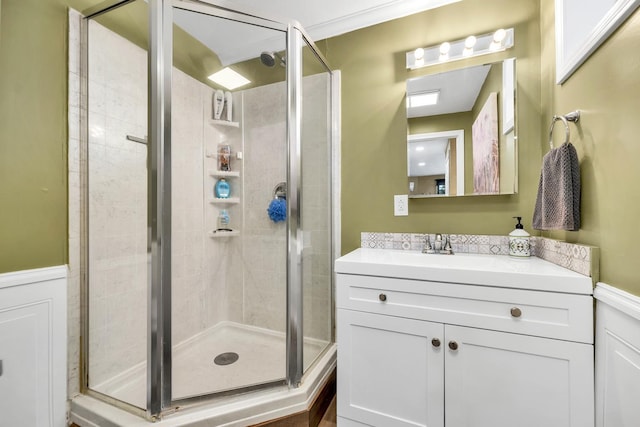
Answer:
210;119;240;128
209;170;240;178
210;197;240;204
208;229;240;238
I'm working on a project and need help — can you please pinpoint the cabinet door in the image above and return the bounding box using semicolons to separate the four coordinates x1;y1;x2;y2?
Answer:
444;325;594;427
0;302;51;427
337;309;444;427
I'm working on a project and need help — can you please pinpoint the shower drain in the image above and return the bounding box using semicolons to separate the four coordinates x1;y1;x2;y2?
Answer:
214;352;239;366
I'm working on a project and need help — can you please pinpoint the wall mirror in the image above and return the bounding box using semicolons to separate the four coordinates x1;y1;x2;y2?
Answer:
406;58;517;198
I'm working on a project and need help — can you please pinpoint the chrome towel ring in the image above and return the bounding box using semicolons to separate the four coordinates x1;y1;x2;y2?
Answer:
548;110;580;149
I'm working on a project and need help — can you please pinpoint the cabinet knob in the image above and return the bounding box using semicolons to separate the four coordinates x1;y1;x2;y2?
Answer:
448;341;459;351
431;338;441;348
510;307;522;318
379;293;387;302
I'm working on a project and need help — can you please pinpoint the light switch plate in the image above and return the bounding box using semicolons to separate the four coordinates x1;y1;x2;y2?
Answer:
394;195;409;216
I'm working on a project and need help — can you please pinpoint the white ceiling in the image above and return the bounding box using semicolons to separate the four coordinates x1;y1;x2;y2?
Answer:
173;0;461;65
406;64;491;118
408;137;448;177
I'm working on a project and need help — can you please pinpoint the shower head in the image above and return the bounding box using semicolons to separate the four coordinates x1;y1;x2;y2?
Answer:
260;51;285;68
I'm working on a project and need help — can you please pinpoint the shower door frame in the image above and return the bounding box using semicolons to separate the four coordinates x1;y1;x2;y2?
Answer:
80;0;336;420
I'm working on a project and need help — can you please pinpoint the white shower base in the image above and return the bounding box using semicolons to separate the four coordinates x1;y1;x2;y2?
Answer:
92;321;328;409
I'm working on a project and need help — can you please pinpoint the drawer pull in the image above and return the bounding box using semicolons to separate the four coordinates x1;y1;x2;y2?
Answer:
448;341;459;351
431;338;441;348
379;293;387;302
510;307;522;318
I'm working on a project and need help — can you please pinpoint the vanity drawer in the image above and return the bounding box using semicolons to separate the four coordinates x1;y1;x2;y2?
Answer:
337;274;593;343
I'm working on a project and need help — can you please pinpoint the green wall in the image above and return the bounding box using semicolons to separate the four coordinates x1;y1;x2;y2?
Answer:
539;0;640;295
325;0;542;254
0;0;73;272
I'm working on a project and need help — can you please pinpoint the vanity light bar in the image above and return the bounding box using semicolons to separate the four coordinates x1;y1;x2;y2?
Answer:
406;28;514;70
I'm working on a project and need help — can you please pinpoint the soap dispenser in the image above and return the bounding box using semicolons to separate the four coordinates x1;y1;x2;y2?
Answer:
215;178;230;199
509;216;531;257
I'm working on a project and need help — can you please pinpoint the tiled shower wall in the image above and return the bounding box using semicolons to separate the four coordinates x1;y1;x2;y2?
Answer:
242;74;331;341
241;74;332;342
241;81;288;332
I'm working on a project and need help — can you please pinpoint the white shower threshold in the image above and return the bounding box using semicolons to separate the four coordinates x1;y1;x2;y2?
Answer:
70;322;336;427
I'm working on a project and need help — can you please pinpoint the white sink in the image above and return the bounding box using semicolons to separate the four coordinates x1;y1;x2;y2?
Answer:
335;248;593;295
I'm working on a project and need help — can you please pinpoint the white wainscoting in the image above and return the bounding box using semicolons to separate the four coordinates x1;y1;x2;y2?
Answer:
0;266;67;427
594;283;640;427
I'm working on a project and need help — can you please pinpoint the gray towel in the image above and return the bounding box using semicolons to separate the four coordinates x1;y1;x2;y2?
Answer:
532;142;581;231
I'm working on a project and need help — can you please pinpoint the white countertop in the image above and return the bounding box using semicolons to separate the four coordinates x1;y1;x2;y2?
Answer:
335;248;593;295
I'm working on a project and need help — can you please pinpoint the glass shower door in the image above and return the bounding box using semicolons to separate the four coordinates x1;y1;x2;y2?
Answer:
85;0;149;410
300;36;334;373
168;2;289;401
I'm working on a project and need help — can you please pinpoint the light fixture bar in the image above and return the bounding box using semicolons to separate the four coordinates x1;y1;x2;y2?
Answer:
406;28;514;70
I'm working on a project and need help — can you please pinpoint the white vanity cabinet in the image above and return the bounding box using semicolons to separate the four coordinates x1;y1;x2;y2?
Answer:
336;249;594;427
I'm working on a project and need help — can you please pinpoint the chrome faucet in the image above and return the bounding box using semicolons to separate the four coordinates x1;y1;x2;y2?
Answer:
434;234;443;252
422;234;454;255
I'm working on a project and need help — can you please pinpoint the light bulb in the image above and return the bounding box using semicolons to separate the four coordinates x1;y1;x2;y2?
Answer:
414;47;425;60
493;28;506;43
464;35;477;49
439;42;451;55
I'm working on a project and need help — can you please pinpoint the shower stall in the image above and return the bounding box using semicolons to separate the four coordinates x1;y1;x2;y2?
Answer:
76;0;338;422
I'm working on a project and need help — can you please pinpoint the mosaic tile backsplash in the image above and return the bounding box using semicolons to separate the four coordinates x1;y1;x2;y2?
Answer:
360;232;598;279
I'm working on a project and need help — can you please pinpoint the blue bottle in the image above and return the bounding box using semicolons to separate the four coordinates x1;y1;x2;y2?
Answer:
217;209;230;230
215;178;230;198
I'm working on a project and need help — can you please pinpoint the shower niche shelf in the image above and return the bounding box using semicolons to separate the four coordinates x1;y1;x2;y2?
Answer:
208;230;240;238
209;170;240;178
210;119;240;128
210;197;240;204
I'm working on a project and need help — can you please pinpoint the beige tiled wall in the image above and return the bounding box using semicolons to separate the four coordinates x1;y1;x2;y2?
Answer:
241;74;333;342
242;81;288;332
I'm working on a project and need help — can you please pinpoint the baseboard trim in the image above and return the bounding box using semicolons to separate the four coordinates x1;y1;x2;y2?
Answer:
594;282;640;322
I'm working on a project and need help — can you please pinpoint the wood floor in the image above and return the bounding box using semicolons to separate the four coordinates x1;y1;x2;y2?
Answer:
318;396;337;427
